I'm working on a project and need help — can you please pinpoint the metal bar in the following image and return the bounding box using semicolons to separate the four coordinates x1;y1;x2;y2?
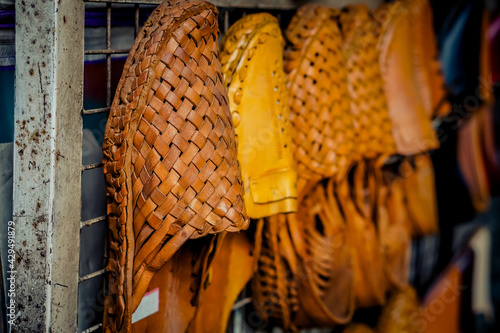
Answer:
82;106;111;115
84;0;308;9
134;4;140;37
232;297;252;311
106;3;112;107
79;268;106;283
224;10;229;33
81;323;103;333
13;1;84;331
81;215;107;229
82;162;104;171
84;49;130;55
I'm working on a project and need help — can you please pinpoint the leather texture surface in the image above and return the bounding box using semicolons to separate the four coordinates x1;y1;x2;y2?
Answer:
102;1;248;331
259;4;358;329
252;215;300;331
220;13;298;219
291;179;355;327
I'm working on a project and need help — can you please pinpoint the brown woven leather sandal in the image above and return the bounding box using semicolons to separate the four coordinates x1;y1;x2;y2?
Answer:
255;4;357;329
102;1;248;331
285;4;355;189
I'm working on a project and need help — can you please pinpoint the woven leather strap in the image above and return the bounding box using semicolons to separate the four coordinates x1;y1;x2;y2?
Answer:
284;4;354;184
252;216;300;331
102;1;248;331
291;180;355;327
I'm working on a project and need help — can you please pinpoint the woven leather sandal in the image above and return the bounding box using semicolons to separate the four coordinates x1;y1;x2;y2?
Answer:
376;1;439;155
220;13;298;219
102;1;248;331
339;4;396;160
253;5;356;329
285;4;355;188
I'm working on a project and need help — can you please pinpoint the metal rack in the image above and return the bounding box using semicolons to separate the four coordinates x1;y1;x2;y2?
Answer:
12;1;380;332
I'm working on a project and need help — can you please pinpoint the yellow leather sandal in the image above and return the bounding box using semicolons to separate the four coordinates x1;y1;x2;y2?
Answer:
220;13;298;219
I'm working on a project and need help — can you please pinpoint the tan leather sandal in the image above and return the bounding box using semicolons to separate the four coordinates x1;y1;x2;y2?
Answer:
285;4;355;189
102;1;248;331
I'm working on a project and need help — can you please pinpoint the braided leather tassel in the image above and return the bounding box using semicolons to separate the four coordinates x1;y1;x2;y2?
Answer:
102;1;248;331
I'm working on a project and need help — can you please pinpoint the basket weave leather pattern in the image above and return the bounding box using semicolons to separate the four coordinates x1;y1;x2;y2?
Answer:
284;4;355;181
340;5;396;159
102;1;248;331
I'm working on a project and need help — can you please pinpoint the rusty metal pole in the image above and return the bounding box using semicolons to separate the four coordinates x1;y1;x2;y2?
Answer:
13;0;84;331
